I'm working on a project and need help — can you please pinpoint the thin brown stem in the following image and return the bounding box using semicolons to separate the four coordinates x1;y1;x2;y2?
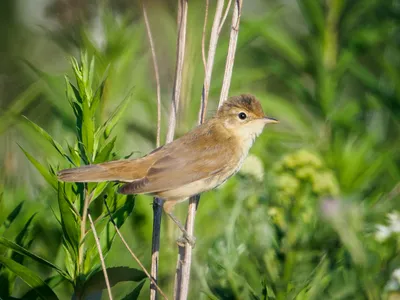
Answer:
199;0;225;124
103;201;169;299
142;1;164;298
166;0;188;143
218;0;232;34
173;196;199;300
88;211;113;300
219;0;243;107
78;189;93;269
142;1;162;148
201;0;209;72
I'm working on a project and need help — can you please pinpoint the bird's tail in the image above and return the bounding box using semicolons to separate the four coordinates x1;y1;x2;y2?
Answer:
58;160;134;183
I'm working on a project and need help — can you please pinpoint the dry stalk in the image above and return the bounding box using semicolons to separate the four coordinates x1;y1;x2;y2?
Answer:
142;1;162;148
201;0;209;72
219;0;243;107
103;201;168;299
199;0;225;124
88;211;113;300
78;189;93;269
174;1;244;299
218;0;233;34
141;1;164;299
166;0;188;143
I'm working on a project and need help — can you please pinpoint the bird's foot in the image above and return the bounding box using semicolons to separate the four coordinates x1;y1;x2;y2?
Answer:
176;233;196;248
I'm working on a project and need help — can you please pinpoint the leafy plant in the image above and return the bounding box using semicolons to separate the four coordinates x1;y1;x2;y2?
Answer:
0;54;146;299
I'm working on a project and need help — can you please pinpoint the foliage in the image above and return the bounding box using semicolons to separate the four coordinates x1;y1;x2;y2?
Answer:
0;54;145;299
0;0;399;299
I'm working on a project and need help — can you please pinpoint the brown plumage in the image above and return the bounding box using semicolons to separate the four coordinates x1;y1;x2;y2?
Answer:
58;94;278;213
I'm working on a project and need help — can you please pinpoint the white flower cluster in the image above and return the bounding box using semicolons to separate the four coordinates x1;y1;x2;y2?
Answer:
375;212;400;242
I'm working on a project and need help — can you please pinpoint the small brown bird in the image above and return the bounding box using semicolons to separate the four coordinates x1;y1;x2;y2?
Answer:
58;94;278;244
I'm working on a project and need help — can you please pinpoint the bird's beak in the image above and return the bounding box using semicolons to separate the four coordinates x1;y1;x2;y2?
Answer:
263;116;279;124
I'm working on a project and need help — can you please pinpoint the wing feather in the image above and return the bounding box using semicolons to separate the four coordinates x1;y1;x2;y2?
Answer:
118;121;236;194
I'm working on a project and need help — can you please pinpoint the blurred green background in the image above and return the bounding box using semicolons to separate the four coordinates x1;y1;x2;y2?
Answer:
1;0;400;299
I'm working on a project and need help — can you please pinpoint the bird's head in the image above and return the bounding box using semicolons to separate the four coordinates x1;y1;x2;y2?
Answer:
217;94;278;141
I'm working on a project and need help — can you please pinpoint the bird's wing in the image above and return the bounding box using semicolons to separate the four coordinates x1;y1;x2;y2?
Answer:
118;122;236;195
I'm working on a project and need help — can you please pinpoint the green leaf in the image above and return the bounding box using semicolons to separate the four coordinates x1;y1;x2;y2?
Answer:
91;65;110;112
99;91;133;139
22;274;66;299
58;182;80;261
94;136;117;164
12;214;37;265
0;256;59;300
65;77;82;105
67;143;80;166
81;267;146;298
121;280;146;300
91;182;110;202
0;237;71;281
19;145;57;190
22;117;70;161
0;202;23;236
80;97;95;160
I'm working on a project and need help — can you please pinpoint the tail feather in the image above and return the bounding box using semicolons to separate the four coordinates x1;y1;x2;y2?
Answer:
58;159;143;183
58;164;116;182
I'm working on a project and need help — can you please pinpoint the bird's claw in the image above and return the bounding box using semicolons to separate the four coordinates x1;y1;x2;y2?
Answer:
176;233;196;248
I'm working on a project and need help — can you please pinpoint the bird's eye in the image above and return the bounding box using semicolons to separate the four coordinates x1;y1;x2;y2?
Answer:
238;112;247;120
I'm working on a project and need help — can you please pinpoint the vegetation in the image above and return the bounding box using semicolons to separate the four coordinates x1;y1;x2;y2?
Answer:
0;0;399;299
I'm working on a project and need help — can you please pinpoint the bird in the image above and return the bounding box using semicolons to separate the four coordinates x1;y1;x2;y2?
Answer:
58;94;278;245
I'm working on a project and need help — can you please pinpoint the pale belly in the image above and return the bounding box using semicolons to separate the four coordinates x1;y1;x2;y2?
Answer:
155;153;247;200
156;174;226;200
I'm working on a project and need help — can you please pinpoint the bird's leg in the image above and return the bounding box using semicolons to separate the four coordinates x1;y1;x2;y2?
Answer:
163;200;196;247
166;212;196;247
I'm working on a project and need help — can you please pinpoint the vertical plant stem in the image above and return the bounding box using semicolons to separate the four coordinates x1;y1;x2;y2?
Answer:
78;189;93;270
175;2;244;298
201;0;209;73
174;1;227;297
150;198;163;300
166;0;188;143
218;0;233;34
199;0;225;123
219;0;243;107
88;211;113;300
142;1;162;148
173;195;199;300
104;201;168;299
142;1;164;299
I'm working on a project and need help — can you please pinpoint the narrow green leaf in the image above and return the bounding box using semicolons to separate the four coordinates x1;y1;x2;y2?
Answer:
91;65;110;112
0;202;23;236
0;256;59;300
94;137;117;164
99;92;133;138
67;143;80;166
82;267;146;298
12;214;37;265
121;280;146;300
91;182;110;202
0;237;71;281
22;274;66;299
22;117;70;161
65;77;83;105
81;100;95;161
19;145;57;190
58;182;80;259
